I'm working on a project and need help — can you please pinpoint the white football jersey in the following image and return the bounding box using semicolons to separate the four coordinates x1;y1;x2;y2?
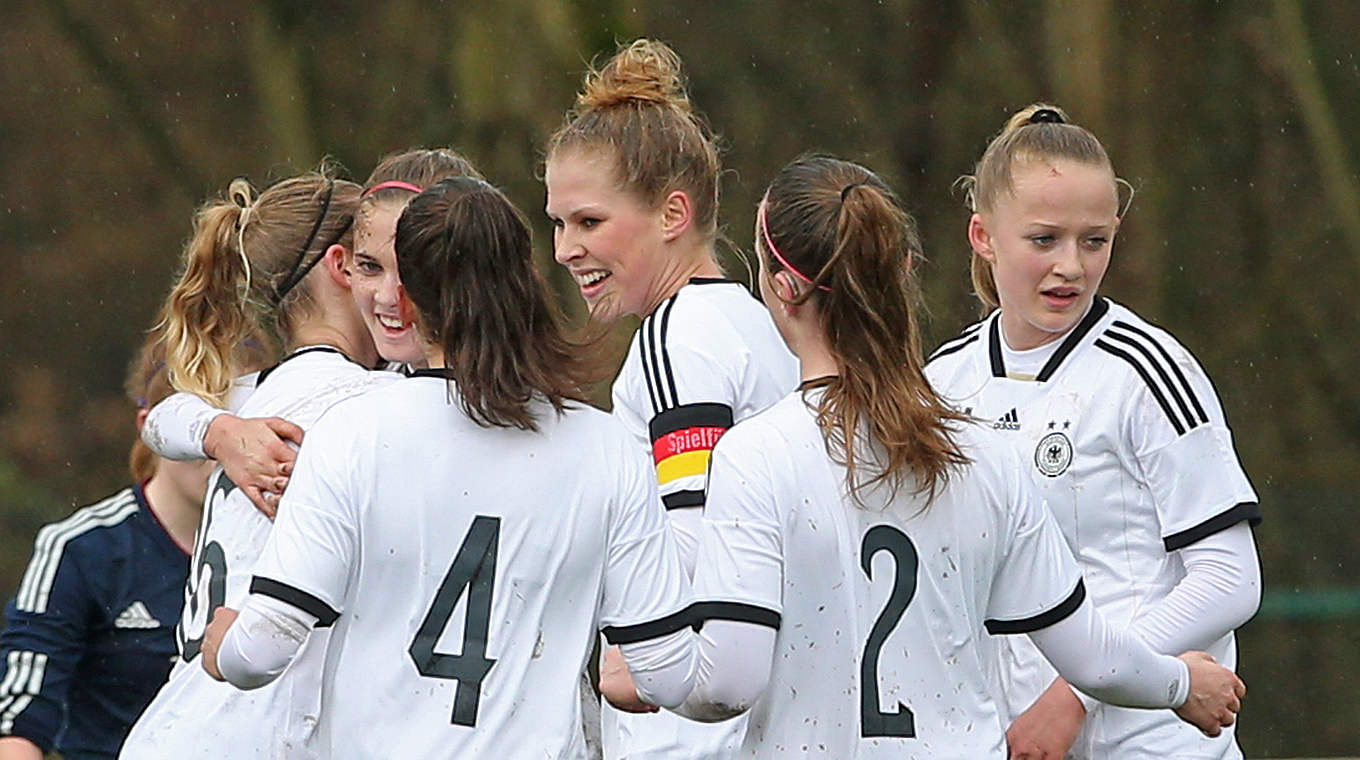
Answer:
121;348;399;760
247;372;692;759
925;298;1259;759
691;389;1085;759
607;277;798;759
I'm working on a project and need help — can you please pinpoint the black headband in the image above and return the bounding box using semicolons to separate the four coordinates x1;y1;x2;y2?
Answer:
1028;108;1065;125
273;182;352;304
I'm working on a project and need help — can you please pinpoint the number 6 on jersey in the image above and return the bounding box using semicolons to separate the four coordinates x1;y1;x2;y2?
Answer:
408;515;500;726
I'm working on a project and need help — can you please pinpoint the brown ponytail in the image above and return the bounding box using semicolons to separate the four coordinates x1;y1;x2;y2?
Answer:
760;156;969;502
157;170;360;406
395;177;597;430
958;103;1119;312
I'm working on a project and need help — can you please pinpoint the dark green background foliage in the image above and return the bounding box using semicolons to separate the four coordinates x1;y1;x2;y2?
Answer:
1;1;1356;755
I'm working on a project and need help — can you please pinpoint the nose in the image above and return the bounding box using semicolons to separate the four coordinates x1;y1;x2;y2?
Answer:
1051;240;1082;280
376;272;401;306
554;227;581;266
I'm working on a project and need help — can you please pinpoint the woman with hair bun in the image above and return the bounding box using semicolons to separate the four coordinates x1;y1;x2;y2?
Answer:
600;155;1247;759
926;104;1261;760
120;170;402;760
545;38;797;759
200;177;696;760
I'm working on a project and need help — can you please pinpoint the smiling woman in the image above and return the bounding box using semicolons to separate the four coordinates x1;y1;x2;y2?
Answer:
543;38;798;760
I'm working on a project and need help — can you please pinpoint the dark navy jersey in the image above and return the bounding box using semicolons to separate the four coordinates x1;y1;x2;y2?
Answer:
1;484;189;759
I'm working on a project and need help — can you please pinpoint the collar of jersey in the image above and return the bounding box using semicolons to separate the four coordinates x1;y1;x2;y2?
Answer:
988;296;1110;381
256;345;358;387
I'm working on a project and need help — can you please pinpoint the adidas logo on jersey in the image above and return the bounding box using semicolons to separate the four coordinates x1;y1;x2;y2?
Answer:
993;408;1021;431
114;601;161;629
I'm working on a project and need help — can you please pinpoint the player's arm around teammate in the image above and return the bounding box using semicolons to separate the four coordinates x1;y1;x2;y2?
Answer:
601;157;1245;757
936;105;1261;760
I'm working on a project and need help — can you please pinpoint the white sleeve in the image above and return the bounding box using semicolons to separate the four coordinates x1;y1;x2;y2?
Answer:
141;392;227;460
618;627;698;710
140;372;259;460
597;432;694;648
1122;336;1259;550
217;592;318;690
1028;595;1191;709
248;410;360;621
671;619;776;722
1128;522;1261;653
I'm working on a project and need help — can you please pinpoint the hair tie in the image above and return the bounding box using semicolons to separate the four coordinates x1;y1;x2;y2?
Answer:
274;181;354;305
361;180;424;199
758;197;832;293
840;183;868;202
1028;108;1065;125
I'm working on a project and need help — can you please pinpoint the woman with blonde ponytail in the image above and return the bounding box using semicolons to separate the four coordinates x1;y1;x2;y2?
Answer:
120;170;401;760
598;156;1247;759
927;105;1261;760
546;39;797;759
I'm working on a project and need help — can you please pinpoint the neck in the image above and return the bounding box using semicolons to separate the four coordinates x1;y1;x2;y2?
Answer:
289;320;378;368
641;243;723;317
141;468;201;554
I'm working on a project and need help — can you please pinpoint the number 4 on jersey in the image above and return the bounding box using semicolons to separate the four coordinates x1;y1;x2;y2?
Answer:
408;515;500;727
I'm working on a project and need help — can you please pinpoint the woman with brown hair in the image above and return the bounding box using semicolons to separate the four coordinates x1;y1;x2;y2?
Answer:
601;156;1246;758
120;169;402;760
201;177;696;759
545;38;797;759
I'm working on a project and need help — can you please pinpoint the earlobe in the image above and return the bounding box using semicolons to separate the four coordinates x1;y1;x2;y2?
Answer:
135;408;149;432
967;213;996;263
323;244;351;287
660;190;694;242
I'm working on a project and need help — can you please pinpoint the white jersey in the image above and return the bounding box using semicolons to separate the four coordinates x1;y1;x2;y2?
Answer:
691;389;1085;759
121;348;398;759
925;298;1259;759
607;278;798;759
247;372;692;759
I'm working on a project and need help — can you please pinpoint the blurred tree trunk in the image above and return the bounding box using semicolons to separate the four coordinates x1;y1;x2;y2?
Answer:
1271;0;1360;271
1044;0;1111;134
247;2;316;168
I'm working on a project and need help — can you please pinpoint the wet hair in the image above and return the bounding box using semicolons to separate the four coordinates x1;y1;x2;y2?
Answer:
395;176;596;430
125;327;270;481
759;156;969;503
360;147;482;210
156;169;361;406
958;103;1120;310
547;38;721;240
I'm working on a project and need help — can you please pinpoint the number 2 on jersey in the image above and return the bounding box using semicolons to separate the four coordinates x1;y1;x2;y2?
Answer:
860;524;919;738
409;515;500;727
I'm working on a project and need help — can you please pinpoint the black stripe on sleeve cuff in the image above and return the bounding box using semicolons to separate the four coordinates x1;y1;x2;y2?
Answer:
649;403;734;442
602;607;695;645
662;490;706;510
985;579;1086;635
688;601;781;631
1162;502;1262;552
250;577;340;627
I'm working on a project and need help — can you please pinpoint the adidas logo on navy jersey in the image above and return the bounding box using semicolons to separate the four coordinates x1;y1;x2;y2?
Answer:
115;601;160;629
993;408;1021;431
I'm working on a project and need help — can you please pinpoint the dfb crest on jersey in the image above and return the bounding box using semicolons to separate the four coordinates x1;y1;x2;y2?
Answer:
1035;431;1073;477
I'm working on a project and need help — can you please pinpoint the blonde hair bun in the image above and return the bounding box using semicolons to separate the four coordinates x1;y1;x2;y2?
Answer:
577;38;691;112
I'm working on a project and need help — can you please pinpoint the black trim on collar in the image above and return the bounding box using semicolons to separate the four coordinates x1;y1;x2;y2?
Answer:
985;579;1086;635
987;297;1110;381
1036;297;1110;381
688;277;740;285
256;346;354;387
410;368;457;380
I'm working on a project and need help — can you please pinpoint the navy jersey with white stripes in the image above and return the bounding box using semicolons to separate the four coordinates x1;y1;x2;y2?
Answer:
1;485;187;760
606;278;797;760
925;297;1259;759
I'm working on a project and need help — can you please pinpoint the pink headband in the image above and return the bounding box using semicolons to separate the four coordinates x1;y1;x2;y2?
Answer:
361;180;423;198
758;197;832;292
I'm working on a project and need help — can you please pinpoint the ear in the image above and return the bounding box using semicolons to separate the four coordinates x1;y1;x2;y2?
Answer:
770;270;802;319
967;213;996;263
323;244;351;288
659;190;694;242
135;408;149;432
